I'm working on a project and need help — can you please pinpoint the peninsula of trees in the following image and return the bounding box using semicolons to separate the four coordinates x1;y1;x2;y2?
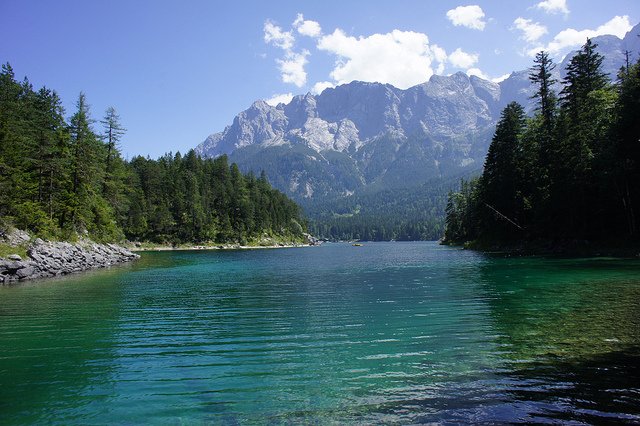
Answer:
0;64;306;245
444;40;640;250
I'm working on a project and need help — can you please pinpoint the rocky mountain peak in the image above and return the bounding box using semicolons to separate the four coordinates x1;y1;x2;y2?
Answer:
194;26;637;201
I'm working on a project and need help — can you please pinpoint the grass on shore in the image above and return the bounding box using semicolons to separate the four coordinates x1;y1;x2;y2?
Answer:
0;243;28;260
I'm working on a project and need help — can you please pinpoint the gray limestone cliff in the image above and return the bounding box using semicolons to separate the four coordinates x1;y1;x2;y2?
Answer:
194;23;640;206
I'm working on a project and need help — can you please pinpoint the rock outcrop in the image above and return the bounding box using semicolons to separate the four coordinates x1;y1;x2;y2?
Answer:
193;24;640;206
1;239;139;284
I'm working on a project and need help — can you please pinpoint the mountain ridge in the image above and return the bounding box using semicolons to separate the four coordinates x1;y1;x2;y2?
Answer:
194;23;640;239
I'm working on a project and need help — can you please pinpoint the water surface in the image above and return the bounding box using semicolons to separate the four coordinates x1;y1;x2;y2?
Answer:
1;242;639;423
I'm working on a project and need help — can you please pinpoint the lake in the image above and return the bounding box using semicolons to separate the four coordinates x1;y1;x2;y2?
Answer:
1;242;639;423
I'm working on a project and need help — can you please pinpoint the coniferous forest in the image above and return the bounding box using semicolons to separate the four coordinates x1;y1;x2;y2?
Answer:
444;40;640;248
0;63;306;244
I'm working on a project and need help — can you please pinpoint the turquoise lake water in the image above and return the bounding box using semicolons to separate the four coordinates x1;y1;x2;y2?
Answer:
1;242;639;424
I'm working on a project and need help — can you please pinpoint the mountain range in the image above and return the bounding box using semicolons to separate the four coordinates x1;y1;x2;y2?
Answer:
195;23;640;240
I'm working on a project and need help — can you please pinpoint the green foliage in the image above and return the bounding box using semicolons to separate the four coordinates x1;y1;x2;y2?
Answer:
0;63;306;244
0;242;28;260
444;40;640;245
478;102;527;237
124;152;306;244
307;175;459;241
443;178;480;243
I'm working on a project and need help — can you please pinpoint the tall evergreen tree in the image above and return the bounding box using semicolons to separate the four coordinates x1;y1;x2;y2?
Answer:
613;59;640;236
101;107;126;191
68;92;115;237
560;39;609;111
528;51;558;232
556;38;613;237
1;64;306;244
478;102;526;239
100;106;131;226
530;51;557;133
32;88;70;229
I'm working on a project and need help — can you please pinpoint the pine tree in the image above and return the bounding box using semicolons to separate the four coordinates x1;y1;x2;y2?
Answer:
32;88;71;231
556;38;613;237
530;51;557;134
101;107;126;192
68;92;110;235
560;39;609;112
613;59;640;236
478;102;526;239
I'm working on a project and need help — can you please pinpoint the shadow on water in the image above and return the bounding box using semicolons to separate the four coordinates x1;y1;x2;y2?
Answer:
348;348;640;425
503;347;640;424
474;255;640;423
353;253;640;424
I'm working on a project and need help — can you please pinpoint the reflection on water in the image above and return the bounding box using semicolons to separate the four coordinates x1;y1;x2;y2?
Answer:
0;243;639;423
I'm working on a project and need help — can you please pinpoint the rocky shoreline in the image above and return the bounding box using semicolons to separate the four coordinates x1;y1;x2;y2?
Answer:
1;238;139;285
127;232;322;252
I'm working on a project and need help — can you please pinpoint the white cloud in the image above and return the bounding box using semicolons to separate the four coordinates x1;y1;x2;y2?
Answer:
513;17;548;42
264;21;294;51
466;67;490;80
431;44;448;74
264;18;311;88
265;93;294;106
528;15;632;57
311;81;335;95
293;13;322;38
446;5;486;31
277;50;309;87
466;68;510;82
536;0;569;15
491;73;511;83
448;48;479;68
317;29;446;89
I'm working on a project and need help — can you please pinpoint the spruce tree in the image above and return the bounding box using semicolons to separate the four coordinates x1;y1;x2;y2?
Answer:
530;51;557;133
613;60;640;236
556;38;613;237
478;102;526;239
68;92;111;236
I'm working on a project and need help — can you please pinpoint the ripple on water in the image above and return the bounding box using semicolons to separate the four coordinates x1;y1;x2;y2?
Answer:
0;242;639;423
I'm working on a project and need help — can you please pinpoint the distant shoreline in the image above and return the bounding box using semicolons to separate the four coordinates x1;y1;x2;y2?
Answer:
128;243;316;252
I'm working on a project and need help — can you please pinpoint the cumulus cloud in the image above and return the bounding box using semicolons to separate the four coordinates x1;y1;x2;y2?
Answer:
317;29;447;89
264;21;294;50
264;93;294;106
293;13;322;38
431;44;448;74
446;5;486;31
311;81;335;95
277;50;309;87
448;48;479;68
466;67;490;80
536;0;569;15
528;15;632;57
264;19;311;87
513;17;548;42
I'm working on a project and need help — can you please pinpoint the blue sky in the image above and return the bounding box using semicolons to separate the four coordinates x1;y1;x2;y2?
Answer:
1;0;638;158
